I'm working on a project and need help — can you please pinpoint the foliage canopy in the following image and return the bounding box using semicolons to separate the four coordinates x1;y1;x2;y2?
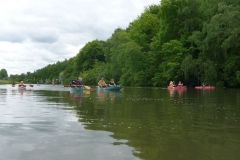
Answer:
9;0;240;88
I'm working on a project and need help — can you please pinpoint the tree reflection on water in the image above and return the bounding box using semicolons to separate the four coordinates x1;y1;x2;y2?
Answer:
97;90;122;102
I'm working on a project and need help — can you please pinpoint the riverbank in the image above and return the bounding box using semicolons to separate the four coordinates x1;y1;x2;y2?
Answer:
0;80;11;84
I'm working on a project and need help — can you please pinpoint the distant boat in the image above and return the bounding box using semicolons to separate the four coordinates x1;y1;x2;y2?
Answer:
195;86;215;89
168;86;187;90
98;85;122;90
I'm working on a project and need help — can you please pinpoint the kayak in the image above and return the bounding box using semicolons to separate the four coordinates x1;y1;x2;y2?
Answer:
98;85;122;90
168;86;187;90
195;86;215;89
18;85;26;90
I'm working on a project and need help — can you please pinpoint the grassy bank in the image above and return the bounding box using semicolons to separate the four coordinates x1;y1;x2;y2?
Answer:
0;80;11;84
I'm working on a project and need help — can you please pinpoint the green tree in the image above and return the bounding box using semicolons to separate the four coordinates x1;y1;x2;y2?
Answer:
74;40;105;76
181;55;217;85
158;0;186;45
106;28;147;86
191;2;240;87
152;40;186;86
127;5;161;53
80;60;109;85
117;41;147;86
0;68;8;79
105;28;130;81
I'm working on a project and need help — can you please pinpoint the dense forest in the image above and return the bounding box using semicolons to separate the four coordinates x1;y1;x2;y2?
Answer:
5;0;240;87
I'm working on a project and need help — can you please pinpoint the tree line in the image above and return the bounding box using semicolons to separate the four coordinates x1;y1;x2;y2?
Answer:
0;69;8;80
7;0;240;87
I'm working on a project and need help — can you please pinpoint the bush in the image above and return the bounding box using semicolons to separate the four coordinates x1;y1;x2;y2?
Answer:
216;81;224;88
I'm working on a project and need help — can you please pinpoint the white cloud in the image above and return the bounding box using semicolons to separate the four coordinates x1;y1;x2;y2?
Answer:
0;0;160;75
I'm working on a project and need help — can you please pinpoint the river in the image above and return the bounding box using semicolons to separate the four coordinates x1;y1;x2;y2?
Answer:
0;84;239;160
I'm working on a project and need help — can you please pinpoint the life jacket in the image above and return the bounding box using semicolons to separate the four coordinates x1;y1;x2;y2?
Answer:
109;81;115;85
99;80;105;85
71;80;77;85
76;81;84;85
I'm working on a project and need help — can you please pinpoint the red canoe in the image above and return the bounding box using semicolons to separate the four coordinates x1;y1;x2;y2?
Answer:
168;86;187;90
195;86;215;89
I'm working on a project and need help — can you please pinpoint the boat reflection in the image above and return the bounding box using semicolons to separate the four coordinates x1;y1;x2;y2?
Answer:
98;90;122;102
169;89;185;98
17;88;33;95
69;89;91;104
70;90;84;104
11;90;17;95
18;86;28;95
69;87;83;94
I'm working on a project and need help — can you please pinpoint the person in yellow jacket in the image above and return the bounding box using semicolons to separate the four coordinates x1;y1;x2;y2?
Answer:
98;77;107;88
169;81;174;87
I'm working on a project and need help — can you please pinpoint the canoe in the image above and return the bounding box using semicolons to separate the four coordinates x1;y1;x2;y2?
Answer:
70;86;84;93
195;86;215;89
98;85;122;90
168;86;187;90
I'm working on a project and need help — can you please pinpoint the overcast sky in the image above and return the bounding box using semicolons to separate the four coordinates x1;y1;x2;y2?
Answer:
0;0;160;75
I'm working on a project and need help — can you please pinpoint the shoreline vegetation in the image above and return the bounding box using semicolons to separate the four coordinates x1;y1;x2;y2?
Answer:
0;80;11;85
2;0;240;88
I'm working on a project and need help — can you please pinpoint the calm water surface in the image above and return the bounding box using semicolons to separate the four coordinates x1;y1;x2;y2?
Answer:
0;85;240;160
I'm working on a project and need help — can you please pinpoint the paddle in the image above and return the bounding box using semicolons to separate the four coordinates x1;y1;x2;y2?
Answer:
84;86;91;90
18;85;26;87
64;85;90;90
64;85;83;87
17;84;33;87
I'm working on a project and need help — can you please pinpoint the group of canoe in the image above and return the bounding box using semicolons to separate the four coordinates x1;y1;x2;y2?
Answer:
13;79;216;91
69;84;122;91
68;77;122;91
168;81;215;90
